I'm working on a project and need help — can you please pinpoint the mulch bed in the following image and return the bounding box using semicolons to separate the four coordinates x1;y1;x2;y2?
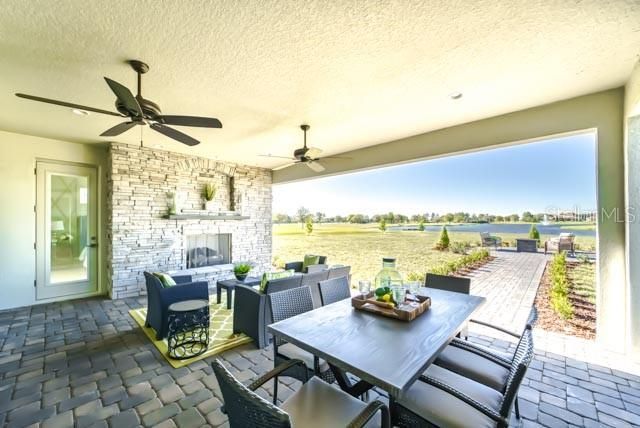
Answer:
534;261;596;340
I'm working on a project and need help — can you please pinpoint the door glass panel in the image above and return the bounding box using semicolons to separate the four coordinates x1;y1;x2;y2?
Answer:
50;174;89;284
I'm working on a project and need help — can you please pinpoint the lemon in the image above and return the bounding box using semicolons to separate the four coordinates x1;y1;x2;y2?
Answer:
381;294;391;302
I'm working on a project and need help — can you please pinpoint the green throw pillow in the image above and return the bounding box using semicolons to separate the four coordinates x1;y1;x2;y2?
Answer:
153;272;176;288
302;254;320;271
260;269;295;293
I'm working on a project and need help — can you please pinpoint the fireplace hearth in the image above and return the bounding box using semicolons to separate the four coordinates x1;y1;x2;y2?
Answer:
186;233;231;268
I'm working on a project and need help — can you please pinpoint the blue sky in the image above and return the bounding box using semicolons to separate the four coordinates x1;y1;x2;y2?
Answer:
273;133;597;217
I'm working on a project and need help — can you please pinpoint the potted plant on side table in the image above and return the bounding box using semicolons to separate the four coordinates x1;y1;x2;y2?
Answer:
234;263;252;282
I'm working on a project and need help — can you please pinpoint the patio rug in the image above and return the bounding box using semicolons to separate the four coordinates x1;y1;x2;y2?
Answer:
129;297;252;368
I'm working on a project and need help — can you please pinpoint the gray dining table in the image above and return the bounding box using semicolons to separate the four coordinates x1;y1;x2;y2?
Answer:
267;287;486;398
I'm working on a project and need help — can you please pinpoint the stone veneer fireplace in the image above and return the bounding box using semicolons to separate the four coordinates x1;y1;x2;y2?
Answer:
106;142;272;298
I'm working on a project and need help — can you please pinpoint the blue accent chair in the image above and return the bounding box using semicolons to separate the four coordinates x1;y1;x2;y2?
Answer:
143;272;209;339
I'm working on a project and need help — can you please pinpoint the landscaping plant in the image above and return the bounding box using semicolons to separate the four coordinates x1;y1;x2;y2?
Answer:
305;215;313;235
378;218;387;232
434;226;450;250
202;183;216;201
529;224;540;242
549;252;573;319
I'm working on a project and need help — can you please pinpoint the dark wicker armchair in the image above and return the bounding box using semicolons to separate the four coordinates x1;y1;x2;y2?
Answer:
233;275;303;348
143;272;209;339
434;308;538;419
212;359;390;428
393;327;534;428
268;286;335;403
318;276;351;306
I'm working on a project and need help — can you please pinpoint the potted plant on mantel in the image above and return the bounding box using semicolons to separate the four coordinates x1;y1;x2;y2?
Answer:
202;183;217;211
234;263;252;282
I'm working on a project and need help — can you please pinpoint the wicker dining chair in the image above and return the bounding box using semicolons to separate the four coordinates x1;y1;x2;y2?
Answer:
393;327;534;428
424;273;471;339
268;286;335;404
212;359;390;428
434;308;538;419
318;276;351;306
300;270;330;308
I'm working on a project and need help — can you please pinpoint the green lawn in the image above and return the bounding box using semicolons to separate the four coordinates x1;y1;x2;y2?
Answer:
273;223;596;284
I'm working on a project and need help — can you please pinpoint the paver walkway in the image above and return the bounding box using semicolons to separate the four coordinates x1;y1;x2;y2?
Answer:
462;249;548;330
1;283;640;427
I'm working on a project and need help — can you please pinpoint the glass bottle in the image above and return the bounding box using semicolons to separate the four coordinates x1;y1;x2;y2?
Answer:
374;257;403;289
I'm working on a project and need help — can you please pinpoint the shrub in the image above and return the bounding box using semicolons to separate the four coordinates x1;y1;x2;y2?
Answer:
529;225;540;244
434;226;450;250
272;255;285;269
418;220;425;232
379;218;387;232
450;241;467;254
549;252;573;319
427;249;490;276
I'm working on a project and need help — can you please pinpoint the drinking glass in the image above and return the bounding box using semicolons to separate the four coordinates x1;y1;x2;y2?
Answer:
358;280;371;297
406;281;421;295
391;285;406;305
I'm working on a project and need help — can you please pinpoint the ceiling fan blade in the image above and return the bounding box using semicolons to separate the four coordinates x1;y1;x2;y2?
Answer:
104;77;143;117
322;155;352;160
272;162;297;171
150;123;200;146
306;147;323;158
306;160;325;172
15;93;124;117
159;115;222;128
100;121;137;137
258;154;297;160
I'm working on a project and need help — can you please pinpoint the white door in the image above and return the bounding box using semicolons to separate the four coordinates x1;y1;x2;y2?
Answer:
36;161;98;300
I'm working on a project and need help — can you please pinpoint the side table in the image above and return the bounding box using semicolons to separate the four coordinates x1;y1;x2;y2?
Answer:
217;277;261;309
167;299;210;359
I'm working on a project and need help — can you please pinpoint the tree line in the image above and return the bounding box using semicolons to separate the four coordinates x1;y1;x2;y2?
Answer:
273;208;555;224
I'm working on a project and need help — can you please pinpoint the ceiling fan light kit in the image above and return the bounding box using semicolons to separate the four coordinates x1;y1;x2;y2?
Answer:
15;59;222;146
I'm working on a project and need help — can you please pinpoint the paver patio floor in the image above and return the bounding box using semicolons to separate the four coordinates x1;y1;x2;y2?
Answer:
1;261;640;427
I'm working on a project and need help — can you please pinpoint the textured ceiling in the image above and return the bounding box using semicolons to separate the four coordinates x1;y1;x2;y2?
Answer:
1;0;639;168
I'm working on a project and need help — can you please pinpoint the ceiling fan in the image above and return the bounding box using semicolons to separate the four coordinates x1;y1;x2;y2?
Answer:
261;124;346;172
15;60;222;146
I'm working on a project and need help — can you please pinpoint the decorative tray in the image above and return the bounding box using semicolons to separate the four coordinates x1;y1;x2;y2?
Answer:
351;291;431;321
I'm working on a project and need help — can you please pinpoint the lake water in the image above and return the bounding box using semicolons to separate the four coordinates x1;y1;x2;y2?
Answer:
389;223;596;237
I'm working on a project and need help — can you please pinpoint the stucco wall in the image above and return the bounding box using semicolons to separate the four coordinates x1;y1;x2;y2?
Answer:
107;143;272;298
624;60;640;356
0;130;108;310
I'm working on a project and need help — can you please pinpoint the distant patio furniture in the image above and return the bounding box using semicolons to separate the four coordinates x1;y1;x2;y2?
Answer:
424;273;471;339
480;232;502;249
284;255;327;273
305;264;329;273
545;232;576;255
318;276;351;306
269;286;335;402
212;358;390;428
143;272;209;340
516;238;538;253
434;308;538;420
392;325;534;428
232;274;303;348
216;276;261;309
166;299;209;359
327;265;351;280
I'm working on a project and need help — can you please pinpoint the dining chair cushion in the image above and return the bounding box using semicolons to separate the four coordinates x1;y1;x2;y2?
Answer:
278;343;330;373
397;364;502;428
434;344;510;391
281;377;379;428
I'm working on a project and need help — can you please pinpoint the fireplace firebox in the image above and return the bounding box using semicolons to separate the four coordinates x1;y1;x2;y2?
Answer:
186;233;231;268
